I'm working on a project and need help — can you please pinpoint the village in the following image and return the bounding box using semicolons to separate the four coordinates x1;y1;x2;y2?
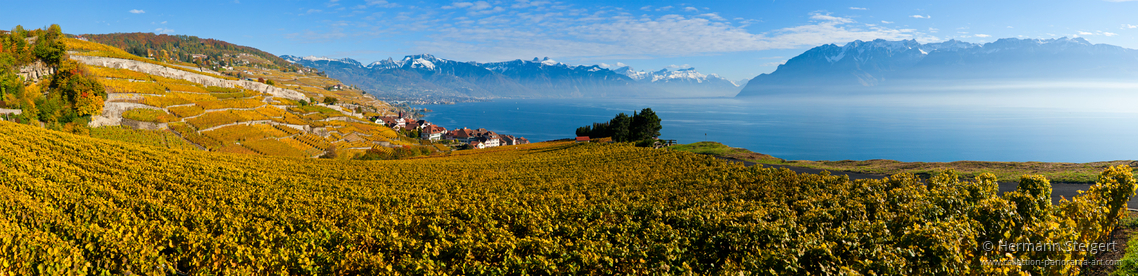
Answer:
372;111;529;150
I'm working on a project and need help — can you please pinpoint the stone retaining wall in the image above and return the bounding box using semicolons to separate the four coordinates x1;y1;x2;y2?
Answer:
70;55;306;101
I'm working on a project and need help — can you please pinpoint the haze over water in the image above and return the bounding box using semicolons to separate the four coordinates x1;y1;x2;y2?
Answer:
417;89;1138;163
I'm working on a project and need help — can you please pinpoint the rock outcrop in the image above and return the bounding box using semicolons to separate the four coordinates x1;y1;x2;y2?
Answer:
18;60;54;83
70;55;307;100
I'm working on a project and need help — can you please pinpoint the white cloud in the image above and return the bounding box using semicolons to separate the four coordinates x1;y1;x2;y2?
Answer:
666;64;692;69
130;9;145;14
640;5;651;11
881;20;893;24
1078;31;1094;35
849;7;867;10
910;15;929;19
1105;32;1118;36
974;34;990;38
443;1;501;15
366;0;400;8
700;13;726;21
305;9;322;15
418;11;937;61
615;62;627;67
928;27;938;33
161;21;167;24
154;28;174;34
443;2;474;9
1126;24;1138;29
683;7;698;12
656;6;673;11
1104;0;1138;2
511;0;548;9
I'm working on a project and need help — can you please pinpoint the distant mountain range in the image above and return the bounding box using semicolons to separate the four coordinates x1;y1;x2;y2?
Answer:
737;37;1138;97
282;55;740;99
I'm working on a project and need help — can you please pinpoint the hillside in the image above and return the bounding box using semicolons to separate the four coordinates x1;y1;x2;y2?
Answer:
2;25;417;158
737;37;1138;96
81;32;300;72
64;37;414;158
1;120;1135;274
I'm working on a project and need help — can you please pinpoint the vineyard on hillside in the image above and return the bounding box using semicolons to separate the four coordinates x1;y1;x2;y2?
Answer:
47;34;422;159
0;121;1133;275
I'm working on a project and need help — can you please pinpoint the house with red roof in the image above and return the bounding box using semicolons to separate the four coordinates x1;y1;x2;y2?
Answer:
420;125;448;141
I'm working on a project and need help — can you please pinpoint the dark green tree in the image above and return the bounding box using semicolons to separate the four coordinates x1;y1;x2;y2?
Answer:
575;109;660;143
609;112;631;142
630;108;661;141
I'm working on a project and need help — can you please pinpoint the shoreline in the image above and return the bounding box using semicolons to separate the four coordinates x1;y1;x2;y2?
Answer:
712;155;1138;209
670;141;1134;184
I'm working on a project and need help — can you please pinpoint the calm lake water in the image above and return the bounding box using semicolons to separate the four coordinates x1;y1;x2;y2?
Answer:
415;92;1138;163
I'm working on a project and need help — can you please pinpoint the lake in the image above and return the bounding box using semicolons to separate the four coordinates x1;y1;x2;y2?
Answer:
415;92;1138;163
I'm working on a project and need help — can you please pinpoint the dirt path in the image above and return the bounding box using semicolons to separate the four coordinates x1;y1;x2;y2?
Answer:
716;156;1138;209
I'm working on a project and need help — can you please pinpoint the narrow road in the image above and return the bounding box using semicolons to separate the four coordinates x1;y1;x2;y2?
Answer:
716;157;1138;209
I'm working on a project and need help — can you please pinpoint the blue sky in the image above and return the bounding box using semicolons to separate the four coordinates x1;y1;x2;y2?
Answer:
4;0;1138;81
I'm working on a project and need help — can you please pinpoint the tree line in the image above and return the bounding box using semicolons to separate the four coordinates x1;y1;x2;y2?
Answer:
82;33;300;71
575;108;662;143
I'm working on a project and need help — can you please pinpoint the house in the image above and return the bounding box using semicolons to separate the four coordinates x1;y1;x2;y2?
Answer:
576;136;590;143
377;116;406;130
469;128;500;147
446;127;477;143
420;125;448;141
478;135;500;148
470;141;485;149
404;119;428;131
500;135;517;146
517;137;529;144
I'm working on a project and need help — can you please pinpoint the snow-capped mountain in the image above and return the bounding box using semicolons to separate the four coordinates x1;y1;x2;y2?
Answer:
284;54;739;98
737;37;1138;97
615;66;735;85
613;66;739;97
286;55;364;68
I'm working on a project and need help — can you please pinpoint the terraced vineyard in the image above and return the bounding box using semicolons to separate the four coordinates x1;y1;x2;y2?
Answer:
89;125;200;151
1;121;1134;275
62;37;424;158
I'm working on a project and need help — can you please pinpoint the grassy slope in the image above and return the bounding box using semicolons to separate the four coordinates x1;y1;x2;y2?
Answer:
669;141;1134;183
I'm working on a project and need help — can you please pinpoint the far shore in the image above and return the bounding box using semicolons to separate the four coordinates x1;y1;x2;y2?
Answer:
669;142;1138;208
667;141;1135;184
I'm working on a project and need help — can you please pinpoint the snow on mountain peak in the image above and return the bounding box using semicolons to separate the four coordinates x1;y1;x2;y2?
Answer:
611;66;735;86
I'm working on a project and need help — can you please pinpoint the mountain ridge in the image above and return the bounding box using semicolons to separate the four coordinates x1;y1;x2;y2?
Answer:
283;54;741;99
737;37;1138;97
